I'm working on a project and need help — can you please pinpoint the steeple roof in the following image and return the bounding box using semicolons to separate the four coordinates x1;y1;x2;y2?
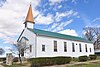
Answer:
25;4;34;23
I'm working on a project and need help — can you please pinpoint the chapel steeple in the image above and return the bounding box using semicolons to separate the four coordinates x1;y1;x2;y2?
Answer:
24;4;35;28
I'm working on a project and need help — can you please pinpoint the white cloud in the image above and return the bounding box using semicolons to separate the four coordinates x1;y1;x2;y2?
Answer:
91;18;100;27
73;12;78;16
71;0;88;4
0;0;81;44
0;33;5;38
0;0;41;44
66;10;75;18
59;29;78;36
93;18;100;22
49;0;63;5
71;0;77;4
58;5;62;9
55;12;67;22
3;37;15;44
4;46;12;52
52;19;73;32
53;5;63;11
73;12;80;18
55;10;77;22
81;14;100;27
76;16;80;18
35;14;54;25
47;23;59;31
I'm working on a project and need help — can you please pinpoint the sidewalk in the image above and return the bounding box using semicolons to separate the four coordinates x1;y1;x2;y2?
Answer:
0;65;4;67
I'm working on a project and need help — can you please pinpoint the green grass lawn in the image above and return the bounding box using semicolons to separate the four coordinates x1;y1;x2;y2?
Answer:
2;57;100;67
96;57;100;60
7;62;100;67
4;64;22;67
2;62;100;67
70;63;100;67
2;62;30;67
70;57;100;67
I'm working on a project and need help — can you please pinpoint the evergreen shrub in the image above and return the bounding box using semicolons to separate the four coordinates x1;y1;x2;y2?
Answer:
29;56;71;66
79;55;88;62
89;54;97;60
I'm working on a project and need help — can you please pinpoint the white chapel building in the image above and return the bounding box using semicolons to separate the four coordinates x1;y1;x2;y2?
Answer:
17;5;94;58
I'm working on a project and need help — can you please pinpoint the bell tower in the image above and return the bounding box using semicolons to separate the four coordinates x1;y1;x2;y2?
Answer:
24;4;35;29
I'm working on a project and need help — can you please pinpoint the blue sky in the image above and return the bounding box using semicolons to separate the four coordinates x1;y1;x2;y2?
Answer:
0;0;100;56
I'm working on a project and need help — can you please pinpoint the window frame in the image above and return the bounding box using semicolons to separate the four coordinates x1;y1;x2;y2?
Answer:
79;43;82;52
72;43;75;52
42;45;45;52
90;48;91;52
54;41;57;52
30;45;32;52
85;44;88;52
64;42;67;52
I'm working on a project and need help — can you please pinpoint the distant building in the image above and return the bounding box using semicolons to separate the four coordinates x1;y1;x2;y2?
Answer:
17;4;94;58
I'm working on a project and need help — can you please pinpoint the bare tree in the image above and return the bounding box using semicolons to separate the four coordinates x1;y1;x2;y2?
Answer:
12;41;29;64
0;48;5;55
83;27;95;41
83;27;100;49
94;28;100;49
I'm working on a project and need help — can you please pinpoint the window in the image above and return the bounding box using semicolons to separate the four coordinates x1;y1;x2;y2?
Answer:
64;42;67;52
79;44;82;52
90;48;91;52
85;44;88;52
42;45;45;51
54;41;57;52
21;49;24;56
30;45;32;52
72;43;75;52
20;37;29;44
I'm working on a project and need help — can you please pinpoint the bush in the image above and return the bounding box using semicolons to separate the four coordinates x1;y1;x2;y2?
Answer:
29;56;71;66
29;57;54;66
89;54;97;60
53;56;71;65
0;57;6;61
13;57;19;62
79;55;88;62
